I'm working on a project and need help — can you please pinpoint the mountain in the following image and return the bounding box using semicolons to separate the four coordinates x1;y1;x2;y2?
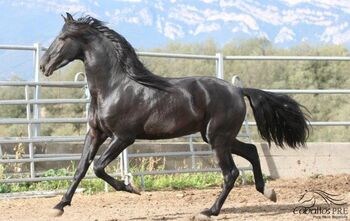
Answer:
0;0;349;80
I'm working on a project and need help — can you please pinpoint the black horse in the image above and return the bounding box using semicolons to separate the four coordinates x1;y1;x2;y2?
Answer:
40;13;309;218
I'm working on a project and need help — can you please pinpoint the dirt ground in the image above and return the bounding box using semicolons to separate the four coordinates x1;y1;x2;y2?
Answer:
0;174;349;221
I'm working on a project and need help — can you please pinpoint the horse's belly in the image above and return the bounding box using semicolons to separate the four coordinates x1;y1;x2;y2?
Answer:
141;115;201;139
138;129;199;140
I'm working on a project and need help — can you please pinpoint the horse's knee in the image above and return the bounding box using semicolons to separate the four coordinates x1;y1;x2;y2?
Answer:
93;164;104;178
232;169;239;180
224;169;239;189
72;167;86;181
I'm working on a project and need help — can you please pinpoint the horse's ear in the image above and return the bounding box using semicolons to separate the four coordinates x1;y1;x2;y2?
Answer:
66;12;74;22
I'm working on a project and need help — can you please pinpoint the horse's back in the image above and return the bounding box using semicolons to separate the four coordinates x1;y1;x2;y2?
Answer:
168;76;247;139
169;76;245;112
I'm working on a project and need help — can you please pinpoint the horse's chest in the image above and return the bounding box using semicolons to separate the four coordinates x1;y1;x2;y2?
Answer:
96;106;120;126
88;97;121;132
94;103;138;134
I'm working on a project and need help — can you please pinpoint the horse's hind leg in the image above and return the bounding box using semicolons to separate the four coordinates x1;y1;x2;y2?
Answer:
231;139;276;202
201;136;239;217
93;136;140;194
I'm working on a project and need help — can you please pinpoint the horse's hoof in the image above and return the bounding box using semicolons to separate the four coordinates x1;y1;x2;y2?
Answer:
264;186;277;202
50;208;64;217
126;183;141;195
190;213;213;221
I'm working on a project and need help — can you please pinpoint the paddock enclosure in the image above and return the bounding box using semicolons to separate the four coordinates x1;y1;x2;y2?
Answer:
0;44;350;220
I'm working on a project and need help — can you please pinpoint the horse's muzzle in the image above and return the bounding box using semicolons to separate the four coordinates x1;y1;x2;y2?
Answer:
39;56;53;77
39;64;45;73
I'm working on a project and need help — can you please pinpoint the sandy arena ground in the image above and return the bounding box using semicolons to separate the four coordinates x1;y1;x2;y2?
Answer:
0;174;349;221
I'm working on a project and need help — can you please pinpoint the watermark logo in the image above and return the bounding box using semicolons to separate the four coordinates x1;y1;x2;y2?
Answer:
293;189;348;219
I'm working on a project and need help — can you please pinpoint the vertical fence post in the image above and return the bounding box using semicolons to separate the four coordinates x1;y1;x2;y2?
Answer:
216;53;224;79
33;43;41;137
29;42;42;179
74;72;89;132
189;135;195;169
25;85;35;178
121;149;129;185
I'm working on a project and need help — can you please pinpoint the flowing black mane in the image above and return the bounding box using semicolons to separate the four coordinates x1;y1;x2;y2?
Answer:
74;16;172;91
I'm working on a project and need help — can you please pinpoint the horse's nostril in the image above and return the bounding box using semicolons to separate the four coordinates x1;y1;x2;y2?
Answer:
40;65;44;71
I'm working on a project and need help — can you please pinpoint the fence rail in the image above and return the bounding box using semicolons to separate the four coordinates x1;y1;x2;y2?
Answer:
224;55;350;61
0;44;350;186
0;81;86;87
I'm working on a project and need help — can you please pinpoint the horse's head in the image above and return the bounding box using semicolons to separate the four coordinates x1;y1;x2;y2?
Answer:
40;13;88;77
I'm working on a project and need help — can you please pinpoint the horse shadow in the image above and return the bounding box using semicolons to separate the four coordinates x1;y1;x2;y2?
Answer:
128;212;191;220
221;202;330;216
121;203;333;220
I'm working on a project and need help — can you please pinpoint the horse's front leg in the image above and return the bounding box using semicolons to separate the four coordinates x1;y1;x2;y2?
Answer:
52;129;107;216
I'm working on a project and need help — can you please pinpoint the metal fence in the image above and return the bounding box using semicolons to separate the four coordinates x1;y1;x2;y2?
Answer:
0;44;350;186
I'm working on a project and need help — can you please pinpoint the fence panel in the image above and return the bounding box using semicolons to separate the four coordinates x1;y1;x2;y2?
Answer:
0;44;349;185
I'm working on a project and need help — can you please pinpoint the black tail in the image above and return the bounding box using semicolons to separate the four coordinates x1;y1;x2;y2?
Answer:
242;88;309;148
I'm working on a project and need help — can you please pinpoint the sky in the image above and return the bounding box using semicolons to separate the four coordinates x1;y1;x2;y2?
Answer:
0;0;350;80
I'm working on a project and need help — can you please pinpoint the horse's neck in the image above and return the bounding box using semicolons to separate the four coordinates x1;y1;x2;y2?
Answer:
83;37;148;99
84;60;123;98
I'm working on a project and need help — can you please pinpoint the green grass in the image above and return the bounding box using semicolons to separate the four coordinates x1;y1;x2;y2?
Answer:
134;172;223;191
0;168;106;194
0;158;271;194
0;167;271;194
